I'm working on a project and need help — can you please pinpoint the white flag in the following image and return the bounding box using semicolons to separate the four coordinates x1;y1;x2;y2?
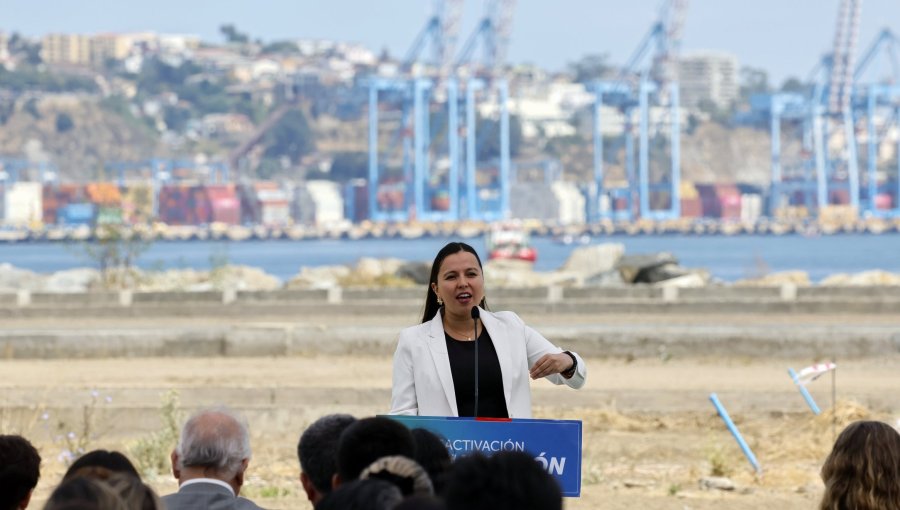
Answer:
796;362;837;385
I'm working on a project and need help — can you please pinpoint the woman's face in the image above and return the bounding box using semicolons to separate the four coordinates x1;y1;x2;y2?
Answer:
432;250;485;318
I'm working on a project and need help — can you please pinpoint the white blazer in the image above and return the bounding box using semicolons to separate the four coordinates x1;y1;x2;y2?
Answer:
390;307;586;418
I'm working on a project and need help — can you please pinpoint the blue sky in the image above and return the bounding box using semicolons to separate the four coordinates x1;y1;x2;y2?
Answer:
3;0;899;84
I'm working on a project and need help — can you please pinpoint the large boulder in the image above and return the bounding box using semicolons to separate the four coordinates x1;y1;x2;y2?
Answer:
484;259;550;288
207;265;282;291
0;263;45;291
560;244;625;278
44;268;101;293
616;252;680;284
286;265;351;289
396;261;432;285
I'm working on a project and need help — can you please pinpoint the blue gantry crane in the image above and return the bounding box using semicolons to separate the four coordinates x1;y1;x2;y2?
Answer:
764;0;865;216
367;0;464;222
367;0;514;223
588;0;686;222
454;0;516;221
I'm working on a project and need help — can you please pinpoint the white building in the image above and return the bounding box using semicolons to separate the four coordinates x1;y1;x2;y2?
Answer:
678;51;739;110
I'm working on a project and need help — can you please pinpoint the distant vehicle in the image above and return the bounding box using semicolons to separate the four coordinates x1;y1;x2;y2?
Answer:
486;223;537;263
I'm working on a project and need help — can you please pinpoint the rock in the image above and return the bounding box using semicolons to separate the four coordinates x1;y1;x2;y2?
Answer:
560;244;625;278
734;270;811;287
43;268;101;293
396;261;432;285
654;272;708;288
0;263;46;291
622;479;654;489
355;257;406;280
616;252;679;283
698;476;735;491
484;259;550;288
820;270;900;286
208;265;281;291
583;269;626;287
286;265;351;289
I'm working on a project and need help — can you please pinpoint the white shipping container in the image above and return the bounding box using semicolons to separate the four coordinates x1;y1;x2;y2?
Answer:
4;182;43;226
551;181;586;225
306;180;345;227
740;193;762;224
260;202;291;226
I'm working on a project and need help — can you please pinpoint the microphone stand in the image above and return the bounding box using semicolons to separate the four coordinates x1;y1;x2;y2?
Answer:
471;306;480;418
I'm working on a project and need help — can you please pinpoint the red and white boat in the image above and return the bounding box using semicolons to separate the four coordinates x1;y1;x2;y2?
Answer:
486;224;537;263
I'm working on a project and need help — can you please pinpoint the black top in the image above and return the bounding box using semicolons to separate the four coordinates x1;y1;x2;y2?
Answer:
445;328;509;418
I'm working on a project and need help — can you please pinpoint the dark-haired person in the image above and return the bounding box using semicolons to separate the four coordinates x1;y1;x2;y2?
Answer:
297;414;357;506
63;450;140;481
410;429;451;493
0;435;41;510
390;241;586;418
334;417;416;486
819;420;900;510
441;451;562;510
316;478;403;510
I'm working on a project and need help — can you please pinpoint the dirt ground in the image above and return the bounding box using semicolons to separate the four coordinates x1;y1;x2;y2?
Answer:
3;353;899;510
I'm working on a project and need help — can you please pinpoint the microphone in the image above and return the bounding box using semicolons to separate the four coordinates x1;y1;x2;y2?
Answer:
471;306;480;418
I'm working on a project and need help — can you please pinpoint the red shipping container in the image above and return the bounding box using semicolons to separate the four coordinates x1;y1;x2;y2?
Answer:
206;185;241;224
680;198;702;218
719;193;742;219
829;189;850;205
874;193;893;210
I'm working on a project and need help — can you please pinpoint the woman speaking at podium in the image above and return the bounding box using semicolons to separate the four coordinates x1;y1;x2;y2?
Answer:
390;242;586;418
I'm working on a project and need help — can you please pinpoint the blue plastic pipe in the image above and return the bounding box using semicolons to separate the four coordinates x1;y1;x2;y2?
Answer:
709;393;762;473
788;368;822;415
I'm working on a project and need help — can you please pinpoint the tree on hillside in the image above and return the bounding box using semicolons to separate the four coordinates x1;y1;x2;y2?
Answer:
569;54;614;83
780;77;806;93
739;66;771;102
476;115;523;161
262;109;316;164
220;24;250;44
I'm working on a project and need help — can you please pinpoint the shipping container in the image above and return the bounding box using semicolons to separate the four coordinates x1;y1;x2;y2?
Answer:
680;197;702;218
740;194;763;223
96;206;124;225
85;183;122;206
3;182;43;226
719;193;742;220
43;184;86;224
58;203;95;226
206;185;241;225
874;193;893;210
158;184;195;225
680;181;699;200
306;180;345;227
240;182;291;226
343;180;369;223
121;184;154;223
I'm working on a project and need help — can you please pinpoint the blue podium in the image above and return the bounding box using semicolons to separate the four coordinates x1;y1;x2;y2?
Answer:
386;415;582;497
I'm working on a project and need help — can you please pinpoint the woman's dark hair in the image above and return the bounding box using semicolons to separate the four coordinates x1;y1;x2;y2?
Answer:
819;420;900;510
63;450;140;481
421;242;487;323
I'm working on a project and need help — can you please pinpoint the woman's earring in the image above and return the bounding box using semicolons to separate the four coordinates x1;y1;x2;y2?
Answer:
437;296;443;306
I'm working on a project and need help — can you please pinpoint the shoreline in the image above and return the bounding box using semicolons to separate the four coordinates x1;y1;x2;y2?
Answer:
2;215;900;243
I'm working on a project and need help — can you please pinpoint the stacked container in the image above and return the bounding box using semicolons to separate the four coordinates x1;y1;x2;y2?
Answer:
679;181;702;218
3;182;43;227
43;184;88;225
696;183;742;219
121;184;155;223
240;182;291;226
85;183;123;225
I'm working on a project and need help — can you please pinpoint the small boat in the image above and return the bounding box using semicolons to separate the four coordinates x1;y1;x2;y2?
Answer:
486;223;537;263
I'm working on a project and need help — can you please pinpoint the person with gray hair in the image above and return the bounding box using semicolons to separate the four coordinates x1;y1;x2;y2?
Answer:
162;407;263;510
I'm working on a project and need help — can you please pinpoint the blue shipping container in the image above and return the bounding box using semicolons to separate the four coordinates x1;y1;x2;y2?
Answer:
58;203;95;226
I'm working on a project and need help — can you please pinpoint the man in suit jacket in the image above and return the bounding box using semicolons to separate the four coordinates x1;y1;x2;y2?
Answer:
162;408;263;510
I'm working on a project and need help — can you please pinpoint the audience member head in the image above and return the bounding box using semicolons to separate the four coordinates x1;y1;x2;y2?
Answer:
441;451;562;510
172;407;252;494
360;455;433;497
820;420;900;510
104;472;163;510
0;434;41;510
297;413;357;504
335;417;415;485
410;429;451;493
43;476;127;510
63;450;140;482
316;478;403;510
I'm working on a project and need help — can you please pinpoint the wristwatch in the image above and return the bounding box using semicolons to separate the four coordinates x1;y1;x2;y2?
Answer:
562;351;577;377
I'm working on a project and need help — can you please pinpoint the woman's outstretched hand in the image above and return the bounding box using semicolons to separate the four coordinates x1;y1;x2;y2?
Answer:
529;353;575;379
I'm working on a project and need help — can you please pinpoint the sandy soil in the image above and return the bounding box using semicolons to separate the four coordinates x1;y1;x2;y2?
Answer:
3;354;900;510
